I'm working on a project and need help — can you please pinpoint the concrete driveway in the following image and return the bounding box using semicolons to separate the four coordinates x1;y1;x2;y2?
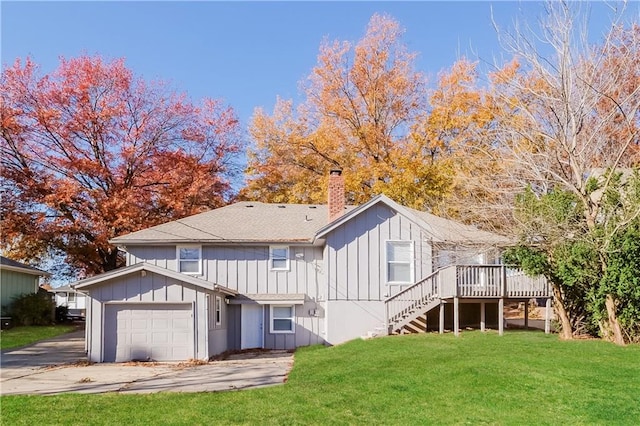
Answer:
1;330;294;396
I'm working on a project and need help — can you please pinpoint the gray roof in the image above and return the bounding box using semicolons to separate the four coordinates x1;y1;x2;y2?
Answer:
111;202;356;245
0;256;50;276
49;284;78;293
110;197;508;247
315;195;509;246
408;208;509;245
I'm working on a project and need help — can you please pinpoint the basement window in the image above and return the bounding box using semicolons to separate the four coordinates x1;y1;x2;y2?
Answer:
270;305;295;334
177;245;202;275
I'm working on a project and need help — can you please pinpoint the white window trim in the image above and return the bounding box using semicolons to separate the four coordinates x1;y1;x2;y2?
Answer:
215;296;222;327
386;240;415;285
269;304;295;334
177;245;202;275
269;246;290;271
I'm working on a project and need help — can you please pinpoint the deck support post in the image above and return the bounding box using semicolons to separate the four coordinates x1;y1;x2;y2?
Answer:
439;301;444;334
453;297;460;336
524;300;529;330
498;298;504;336
545;298;551;334
480;301;486;332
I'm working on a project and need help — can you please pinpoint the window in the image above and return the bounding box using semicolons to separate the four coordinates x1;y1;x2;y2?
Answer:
215;296;222;327
270;305;294;334
269;246;289;271
386;241;414;284
68;293;76;303
177;245;201;274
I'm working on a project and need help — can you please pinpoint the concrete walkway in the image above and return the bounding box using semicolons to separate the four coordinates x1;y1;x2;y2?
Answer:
1;331;294;396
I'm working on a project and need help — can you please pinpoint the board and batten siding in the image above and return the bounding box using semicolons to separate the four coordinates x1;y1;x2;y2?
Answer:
126;245;324;297
126;245;327;348
85;270;224;362
225;301;325;351
324;203;433;302
322;203;433;345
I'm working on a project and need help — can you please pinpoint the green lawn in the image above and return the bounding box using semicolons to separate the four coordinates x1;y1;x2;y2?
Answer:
2;331;639;425
0;324;77;350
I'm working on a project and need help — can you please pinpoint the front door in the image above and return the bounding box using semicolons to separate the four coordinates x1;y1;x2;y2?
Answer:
240;304;264;349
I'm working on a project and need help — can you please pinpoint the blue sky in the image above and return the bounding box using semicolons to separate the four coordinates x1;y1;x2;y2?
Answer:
3;1;636;130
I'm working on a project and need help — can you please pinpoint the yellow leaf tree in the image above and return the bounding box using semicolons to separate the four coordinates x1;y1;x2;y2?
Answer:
242;14;451;209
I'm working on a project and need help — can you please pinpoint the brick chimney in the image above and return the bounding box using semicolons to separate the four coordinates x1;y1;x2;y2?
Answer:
328;169;345;222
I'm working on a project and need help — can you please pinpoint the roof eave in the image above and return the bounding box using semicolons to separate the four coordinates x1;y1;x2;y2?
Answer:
0;264;51;277
72;262;237;296
113;238;317;247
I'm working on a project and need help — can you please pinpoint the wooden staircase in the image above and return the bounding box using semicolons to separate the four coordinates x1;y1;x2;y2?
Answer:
385;270;440;334
384;265;551;336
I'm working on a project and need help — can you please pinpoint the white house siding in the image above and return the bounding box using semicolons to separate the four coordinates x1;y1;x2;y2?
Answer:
54;293;87;310
84;270;223;362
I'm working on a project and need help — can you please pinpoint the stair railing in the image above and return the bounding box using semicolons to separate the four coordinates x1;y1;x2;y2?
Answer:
385;270;439;334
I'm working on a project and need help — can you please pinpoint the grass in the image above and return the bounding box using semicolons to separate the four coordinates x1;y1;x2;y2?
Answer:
2;331;640;425
0;324;77;350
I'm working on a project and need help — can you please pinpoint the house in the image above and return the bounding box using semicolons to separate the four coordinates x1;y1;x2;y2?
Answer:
0;256;51;319
73;171;551;363
49;285;87;320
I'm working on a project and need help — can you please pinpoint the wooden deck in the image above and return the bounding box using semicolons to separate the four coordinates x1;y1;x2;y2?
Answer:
385;265;552;336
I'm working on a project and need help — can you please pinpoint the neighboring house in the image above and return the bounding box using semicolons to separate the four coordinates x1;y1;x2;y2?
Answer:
49;285;87;320
73;171;551;363
0;256;51;317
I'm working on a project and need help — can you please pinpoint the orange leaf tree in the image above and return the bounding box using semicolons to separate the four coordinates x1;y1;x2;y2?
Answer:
1;56;242;276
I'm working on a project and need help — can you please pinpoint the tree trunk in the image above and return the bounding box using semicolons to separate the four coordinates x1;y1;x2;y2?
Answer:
101;247;123;273
552;283;573;340
604;294;625;345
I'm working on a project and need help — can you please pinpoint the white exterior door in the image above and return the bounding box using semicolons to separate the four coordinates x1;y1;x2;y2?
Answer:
241;304;264;349
104;304;193;362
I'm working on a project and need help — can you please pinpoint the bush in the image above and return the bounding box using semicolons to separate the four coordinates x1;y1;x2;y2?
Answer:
7;289;55;326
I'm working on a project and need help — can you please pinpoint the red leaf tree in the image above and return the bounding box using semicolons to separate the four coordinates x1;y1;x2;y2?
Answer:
1;56;242;276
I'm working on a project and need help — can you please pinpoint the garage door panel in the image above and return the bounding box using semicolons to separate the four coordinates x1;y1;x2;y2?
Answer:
104;304;193;362
152;318;169;329
172;318;190;328
131;319;148;329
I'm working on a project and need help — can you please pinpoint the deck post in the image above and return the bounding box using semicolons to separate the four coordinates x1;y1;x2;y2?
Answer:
454;297;460;336
385;299;390;335
439;301;444;334
545;298;551;334
480;301;486;332
524;300;529;330
498;298;504;336
501;265;507;297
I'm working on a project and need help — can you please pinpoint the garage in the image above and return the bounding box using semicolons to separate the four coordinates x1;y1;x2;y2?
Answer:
72;263;237;363
104;303;193;362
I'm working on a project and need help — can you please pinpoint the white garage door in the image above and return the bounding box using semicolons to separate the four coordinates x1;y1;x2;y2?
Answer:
104;304;193;362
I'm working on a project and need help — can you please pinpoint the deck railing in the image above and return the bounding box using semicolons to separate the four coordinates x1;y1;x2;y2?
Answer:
384;265;549;334
440;265;549;298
